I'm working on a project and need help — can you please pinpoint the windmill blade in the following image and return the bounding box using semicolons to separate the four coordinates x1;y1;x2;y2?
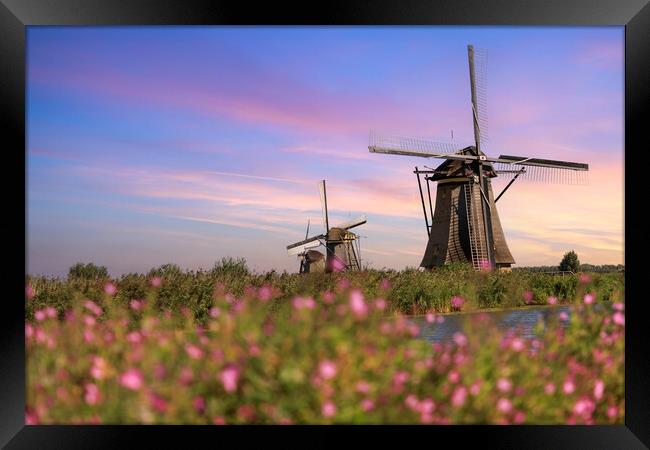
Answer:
287;234;324;256
467;45;490;155
318;180;329;233
334;215;367;231
369;131;473;161
492;155;589;185
496;155;588;170
305;219;310;240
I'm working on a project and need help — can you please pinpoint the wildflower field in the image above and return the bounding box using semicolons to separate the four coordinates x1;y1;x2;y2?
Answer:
25;262;624;424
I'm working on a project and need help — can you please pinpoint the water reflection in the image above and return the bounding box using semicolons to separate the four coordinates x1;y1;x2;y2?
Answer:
411;305;573;344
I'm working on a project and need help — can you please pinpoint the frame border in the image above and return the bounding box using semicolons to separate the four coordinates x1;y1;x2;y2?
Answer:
2;0;647;447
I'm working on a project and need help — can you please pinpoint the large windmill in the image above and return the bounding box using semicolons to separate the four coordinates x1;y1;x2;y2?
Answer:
286;180;367;273
368;44;589;271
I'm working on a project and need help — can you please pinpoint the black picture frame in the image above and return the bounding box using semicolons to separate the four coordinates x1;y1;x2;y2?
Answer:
2;0;647;448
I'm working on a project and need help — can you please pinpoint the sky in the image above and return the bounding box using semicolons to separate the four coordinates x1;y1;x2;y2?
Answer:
26;26;624;277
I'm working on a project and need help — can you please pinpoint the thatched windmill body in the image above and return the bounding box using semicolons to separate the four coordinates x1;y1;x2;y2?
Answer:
368;45;589;271
287;180;367;273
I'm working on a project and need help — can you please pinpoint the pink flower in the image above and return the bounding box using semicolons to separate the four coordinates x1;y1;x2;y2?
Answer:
420;398;435;414
212;416;226;425
380;278;391;290
104;283;117;296
349;290;368;317
607;405;618;418
374;298;387;311
34;310;45;321
594;380;605;400
127;331;142;344
83;329;95;343
193;396;206;414
319;360;337;380
426;313;435;323
83;315;96;327
448;371;460;384
573;397;595;417
45;307;57;318
83;300;102;316
303;297;316;309
523;291;534;304
497;378;512;393
510;338;525;352
25;410;39;425
480;259;491;270
579;274;591;284
563;379;575;394
613;302;624;312
452;332;467;347
119;368;144;391
405;394;419;411
513;411;526;424
436;315;445;323
185;344;204;360
220;366;240;393
179;366;194;385
559;311;569;321
393;371;409;387
612;312;625;326
361;398;375;412
451;296;465;310
26;284;34;300
322;291;335;304
258;286;272;302
322;401;337;418
544;383;556;395
356;381;371;394
84;383;100;405
150;276;162;287
497;398;512;414
90;356;107;380
292;296;315;310
150;393;168;413
583;293;595;305
547;296;558;305
25;324;33;339
209;306;220;318
451;386;467;407
129;299;144;311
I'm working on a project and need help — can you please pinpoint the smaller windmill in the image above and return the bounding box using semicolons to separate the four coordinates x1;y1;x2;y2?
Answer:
287;180;367;273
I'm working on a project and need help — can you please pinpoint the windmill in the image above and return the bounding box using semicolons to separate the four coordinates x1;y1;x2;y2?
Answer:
286;180;367;273
368;44;589;271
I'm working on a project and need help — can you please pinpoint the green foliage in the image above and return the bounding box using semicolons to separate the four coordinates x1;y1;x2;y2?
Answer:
477;274;507;308
559;251;580;273
68;262;109;281
26;263;625;322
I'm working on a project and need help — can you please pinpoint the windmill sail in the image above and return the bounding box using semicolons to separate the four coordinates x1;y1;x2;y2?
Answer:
493;155;589;185
334;215;367;231
369;131;472;160
318;180;329;233
287;235;323;256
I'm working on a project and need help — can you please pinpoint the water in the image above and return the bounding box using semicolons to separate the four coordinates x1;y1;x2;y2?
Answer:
410;305;573;344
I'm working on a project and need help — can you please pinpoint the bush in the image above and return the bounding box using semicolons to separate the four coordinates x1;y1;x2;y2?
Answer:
559;251;580;273
68;263;109;281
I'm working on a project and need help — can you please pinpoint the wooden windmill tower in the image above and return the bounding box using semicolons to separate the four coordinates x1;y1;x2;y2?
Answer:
368;44;589;271
287;180;367;273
